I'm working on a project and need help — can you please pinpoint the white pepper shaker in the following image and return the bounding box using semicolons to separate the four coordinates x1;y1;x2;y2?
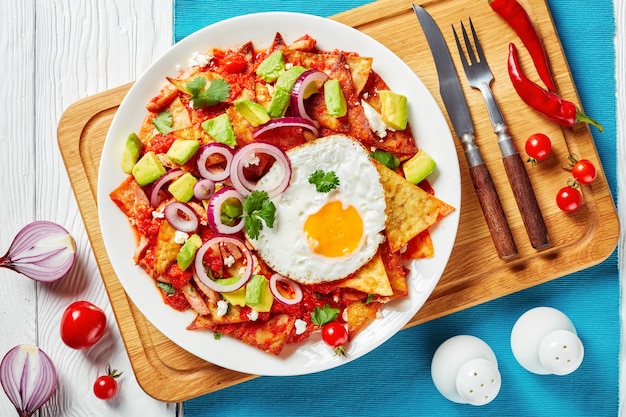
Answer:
431;335;501;406
510;306;584;375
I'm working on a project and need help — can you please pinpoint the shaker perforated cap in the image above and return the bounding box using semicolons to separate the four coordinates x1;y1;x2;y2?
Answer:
455;358;501;406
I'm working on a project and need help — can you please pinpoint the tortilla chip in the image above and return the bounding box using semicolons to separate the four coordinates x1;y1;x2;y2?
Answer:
403;230;435;260
345;300;381;339
337;252;393;296
153;221;182;275
168;97;192;130
380;240;408;300
374;160;455;253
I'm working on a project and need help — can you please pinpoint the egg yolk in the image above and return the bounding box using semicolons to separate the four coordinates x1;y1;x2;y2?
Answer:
303;200;363;258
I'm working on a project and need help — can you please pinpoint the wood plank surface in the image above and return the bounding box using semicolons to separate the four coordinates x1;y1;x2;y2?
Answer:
57;0;619;403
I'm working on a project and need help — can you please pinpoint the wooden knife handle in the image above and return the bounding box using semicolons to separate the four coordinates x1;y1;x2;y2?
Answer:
502;153;550;250
469;163;518;260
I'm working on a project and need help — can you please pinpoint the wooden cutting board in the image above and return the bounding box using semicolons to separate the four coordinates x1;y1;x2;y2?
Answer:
57;0;619;402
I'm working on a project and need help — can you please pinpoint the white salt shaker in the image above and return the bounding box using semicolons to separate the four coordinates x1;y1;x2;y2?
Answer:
510;306;584;375
431;335;501;406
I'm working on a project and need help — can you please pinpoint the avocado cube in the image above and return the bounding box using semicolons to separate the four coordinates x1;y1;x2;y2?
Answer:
132;151;166;186
324;79;347;117
176;234;202;270
245;274;273;312
167;139;200;165
202;113;236;146
218;277;247;306
255;50;285;82
168;172;198;202
121;132;144;174
402;149;437;184
234;99;271;127
379;90;408;130
267;65;307;117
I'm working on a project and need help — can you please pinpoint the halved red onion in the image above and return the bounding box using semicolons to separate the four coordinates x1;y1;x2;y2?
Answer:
193;178;215;200
164;202;199;233
0;345;58;417
290;69;327;127
0;221;76;282
194;236;253;293
150;169;184;208
196;143;234;182
269;273;303;305
230;142;292;198
252;116;319;139
207;187;245;234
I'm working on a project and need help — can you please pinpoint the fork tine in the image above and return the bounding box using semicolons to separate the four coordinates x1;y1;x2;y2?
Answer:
468;18;486;64
460;21;477;66
452;24;469;70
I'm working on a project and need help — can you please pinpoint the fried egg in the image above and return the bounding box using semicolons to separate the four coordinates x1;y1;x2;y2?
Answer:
248;134;387;284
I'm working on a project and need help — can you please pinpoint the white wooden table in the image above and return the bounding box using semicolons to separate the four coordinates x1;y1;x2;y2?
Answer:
0;1;624;416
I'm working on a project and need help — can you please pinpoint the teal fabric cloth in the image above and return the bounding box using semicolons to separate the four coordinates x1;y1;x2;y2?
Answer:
175;1;618;415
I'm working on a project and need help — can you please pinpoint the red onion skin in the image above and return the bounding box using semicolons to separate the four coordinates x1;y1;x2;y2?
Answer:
194;236;253;293
0;345;58;417
207;187;245;234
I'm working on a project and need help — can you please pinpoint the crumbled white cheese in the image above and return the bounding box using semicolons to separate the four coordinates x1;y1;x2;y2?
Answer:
247;310;259;321
361;100;392;138
217;300;229;317
243;154;261;168
152;210;165;219
174;231;189;244
294;319;307;335
223;255;235;268
285;62;293;70
188;51;210;68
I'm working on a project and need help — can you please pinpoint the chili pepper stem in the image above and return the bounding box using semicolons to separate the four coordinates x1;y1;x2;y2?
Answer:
576;108;604;132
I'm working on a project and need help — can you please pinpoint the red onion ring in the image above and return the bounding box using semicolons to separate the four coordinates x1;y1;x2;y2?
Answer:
193;178;216;200
194;236;253;293
269;273;303;305
196;143;234;182
252;116;319;139
230;142;292;198
150;169;184;208
207;187;245;234
163;202;199;233
290;69;327;127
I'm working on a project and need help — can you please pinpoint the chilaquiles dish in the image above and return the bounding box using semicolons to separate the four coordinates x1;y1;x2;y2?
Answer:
110;33;454;356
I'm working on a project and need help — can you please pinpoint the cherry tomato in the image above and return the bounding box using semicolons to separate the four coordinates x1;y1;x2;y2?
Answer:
571;159;597;185
322;322;348;356
556;186;582;212
222;52;246;73
93;364;122;400
525;133;552;162
60;300;106;349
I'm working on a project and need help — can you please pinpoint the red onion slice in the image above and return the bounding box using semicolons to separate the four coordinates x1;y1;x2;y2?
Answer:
290;69;327;127
0;221;76;282
0;345;58;417
194;236;253;293
196;143;234;182
207;187;245;234
252;116;320;139
269;273;303;305
194;178;216;200
230;142;292;198
150;169;184;208
164;202;199;233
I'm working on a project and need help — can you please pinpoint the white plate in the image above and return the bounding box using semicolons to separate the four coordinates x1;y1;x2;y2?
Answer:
97;12;461;376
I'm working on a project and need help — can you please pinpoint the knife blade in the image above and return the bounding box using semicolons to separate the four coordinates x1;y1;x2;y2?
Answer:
413;4;518;260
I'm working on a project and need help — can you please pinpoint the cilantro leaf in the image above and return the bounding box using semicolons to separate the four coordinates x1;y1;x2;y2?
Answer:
187;77;231;109
152;111;173;134
308;169;339;193
311;304;340;326
243;190;276;239
156;281;176;296
370;149;400;170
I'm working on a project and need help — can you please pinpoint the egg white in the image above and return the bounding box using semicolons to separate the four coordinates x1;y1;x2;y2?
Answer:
248;134;387;284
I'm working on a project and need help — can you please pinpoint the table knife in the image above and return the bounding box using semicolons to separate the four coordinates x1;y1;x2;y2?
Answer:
413;4;518;260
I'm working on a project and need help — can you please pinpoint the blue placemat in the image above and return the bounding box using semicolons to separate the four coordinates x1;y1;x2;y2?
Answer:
174;1;618;415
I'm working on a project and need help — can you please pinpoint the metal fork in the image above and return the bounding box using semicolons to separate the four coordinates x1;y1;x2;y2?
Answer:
453;19;550;250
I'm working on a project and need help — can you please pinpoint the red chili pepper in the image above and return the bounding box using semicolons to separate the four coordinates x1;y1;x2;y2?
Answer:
507;43;603;132
489;0;557;92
